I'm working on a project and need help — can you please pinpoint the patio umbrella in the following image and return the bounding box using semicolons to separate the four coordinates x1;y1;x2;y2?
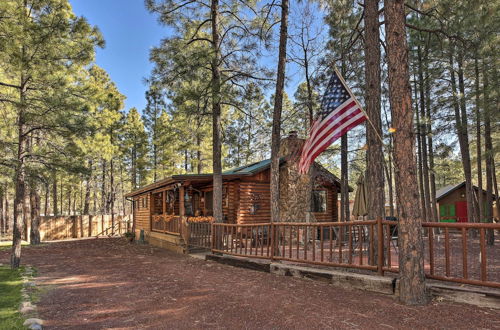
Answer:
352;173;368;218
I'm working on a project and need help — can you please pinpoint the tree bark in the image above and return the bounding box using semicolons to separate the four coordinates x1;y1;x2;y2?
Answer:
211;0;223;223
43;183;49;216
5;188;10;233
417;45;431;222
457;50;477;223
424;51;438;223
131;144;137;189
52;172;58;215
270;0;289;224
364;0;385;223
413;74;426;219
110;156;115;234
84;160;92;214
0;186;4;234
474;57;483;225
483;61;494;245
449;47;475;224
11;66;28;268
384;0;427;305
60;179;63;215
67;186;72;216
30;185;41;244
102;159;107;214
197;132;202;174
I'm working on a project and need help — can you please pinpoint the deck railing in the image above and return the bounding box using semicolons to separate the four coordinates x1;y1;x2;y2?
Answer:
211;219;500;288
151;215;182;235
188;222;212;249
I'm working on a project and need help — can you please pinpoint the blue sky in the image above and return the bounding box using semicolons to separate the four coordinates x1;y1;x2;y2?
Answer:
71;0;165;111
70;0;325;113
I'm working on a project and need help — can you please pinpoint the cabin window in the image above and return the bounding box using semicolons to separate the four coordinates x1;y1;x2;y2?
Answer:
205;191;213;216
166;190;175;215
153;193;163;214
141;197;147;208
311;190;327;213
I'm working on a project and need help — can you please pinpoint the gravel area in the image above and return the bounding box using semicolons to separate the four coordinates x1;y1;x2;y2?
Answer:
0;238;498;329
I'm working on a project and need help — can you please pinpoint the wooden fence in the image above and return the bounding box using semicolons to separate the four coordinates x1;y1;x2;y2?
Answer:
39;215;131;241
211;219;500;289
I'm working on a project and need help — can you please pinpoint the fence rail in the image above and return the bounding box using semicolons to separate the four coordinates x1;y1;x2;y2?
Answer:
211;219;500;288
421;222;499;288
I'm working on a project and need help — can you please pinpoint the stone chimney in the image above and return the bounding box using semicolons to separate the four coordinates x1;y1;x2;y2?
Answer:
278;131;312;222
278;131;304;165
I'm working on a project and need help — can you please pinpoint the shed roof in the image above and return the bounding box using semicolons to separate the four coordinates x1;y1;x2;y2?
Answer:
436;181;496;201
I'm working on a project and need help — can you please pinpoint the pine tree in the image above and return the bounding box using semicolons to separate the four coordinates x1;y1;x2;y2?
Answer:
0;0;103;268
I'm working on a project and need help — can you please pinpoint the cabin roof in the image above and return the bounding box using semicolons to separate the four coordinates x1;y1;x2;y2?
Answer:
126;158;344;197
436;181;496;201
223;159;273;175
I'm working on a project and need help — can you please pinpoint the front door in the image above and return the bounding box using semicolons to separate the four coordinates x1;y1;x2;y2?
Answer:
455;201;468;222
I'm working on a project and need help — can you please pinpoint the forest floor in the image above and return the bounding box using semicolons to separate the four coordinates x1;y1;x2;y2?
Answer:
0;238;499;329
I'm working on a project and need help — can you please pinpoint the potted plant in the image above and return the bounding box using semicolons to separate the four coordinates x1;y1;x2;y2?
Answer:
124;231;135;242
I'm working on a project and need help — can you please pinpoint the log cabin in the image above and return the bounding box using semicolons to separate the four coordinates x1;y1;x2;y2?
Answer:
125;132;349;251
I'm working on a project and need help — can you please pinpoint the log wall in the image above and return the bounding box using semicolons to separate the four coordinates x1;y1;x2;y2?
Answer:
237;182;271;224
134;193;151;231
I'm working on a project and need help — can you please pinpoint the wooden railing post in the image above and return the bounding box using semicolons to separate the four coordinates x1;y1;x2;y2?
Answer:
270;223;275;261
210;223;215;251
377;217;384;276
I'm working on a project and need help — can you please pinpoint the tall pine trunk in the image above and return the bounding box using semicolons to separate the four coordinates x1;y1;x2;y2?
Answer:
449;47;475;224
5;189;10;233
44;183;49;216
110;157;115;234
197;132;202;174
59;179;63;215
270;0;289;224
52;172;58;215
211;0;223;223
474;58;483;225
0;186;4;234
424;53;438;223
29;186;41;244
414;76;425;218
84;160;92;214
457;51;477;223
417;45;431;222
483;61;494;245
67;187;72;216
11;64;28;268
131;145;137;189
384;0;427;305
364;0;384;222
102;159;107;214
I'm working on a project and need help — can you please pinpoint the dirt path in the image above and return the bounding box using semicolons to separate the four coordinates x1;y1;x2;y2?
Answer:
0;238;498;329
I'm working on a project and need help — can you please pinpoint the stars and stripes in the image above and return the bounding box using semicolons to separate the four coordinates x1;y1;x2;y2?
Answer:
298;70;366;174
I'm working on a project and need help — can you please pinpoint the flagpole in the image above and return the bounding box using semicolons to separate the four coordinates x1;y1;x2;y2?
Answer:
333;66;386;146
333;66;393;192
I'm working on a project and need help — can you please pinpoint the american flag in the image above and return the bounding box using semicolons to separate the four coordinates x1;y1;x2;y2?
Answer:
298;69;366;174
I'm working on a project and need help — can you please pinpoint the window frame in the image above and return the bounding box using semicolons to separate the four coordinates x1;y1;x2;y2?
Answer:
311;189;328;213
